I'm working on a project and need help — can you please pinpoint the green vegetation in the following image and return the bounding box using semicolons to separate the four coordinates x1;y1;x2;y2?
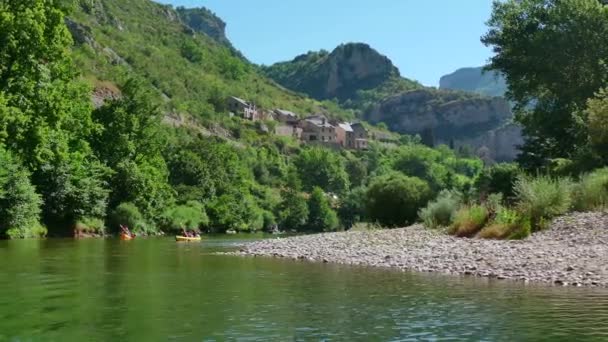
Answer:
572;168;608;211
449;205;489;237
418;190;462;229
513;176;573;231
365;172;433;227
482;0;608;171
307;187;339;232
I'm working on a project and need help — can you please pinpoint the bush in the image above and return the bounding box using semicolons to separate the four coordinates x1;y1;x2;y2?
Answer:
477;208;531;240
338;186;367;229
418;190;462;229
349;222;383;231
160;201;209;232
307;187;339;232
6;223;47;239
514;175;573;230
572;168;608;211
0;148;44;239
262;211;277;232
365;172;432;227
109;202;151;234
474;163;521;202
449;205;489;237
74;217;106;235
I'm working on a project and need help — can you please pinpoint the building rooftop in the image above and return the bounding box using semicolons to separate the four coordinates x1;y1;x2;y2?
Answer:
338;123;354;132
230;96;250;107
275;109;298;118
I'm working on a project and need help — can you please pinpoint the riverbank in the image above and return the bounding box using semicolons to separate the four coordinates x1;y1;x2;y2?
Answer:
236;211;608;287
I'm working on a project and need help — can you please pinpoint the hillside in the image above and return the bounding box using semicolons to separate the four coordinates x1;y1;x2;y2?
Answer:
68;0;353;124
264;44;518;159
262;43;421;106
439;66;507;97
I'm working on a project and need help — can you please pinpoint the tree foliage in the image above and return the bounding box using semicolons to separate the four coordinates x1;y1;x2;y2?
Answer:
482;0;608;169
365;172;432;227
307;187;339;232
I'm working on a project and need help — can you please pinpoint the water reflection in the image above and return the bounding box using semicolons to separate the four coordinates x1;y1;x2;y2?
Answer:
1;237;607;341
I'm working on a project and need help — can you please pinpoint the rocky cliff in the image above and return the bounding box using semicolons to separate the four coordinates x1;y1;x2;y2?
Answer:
439;66;507;97
175;7;235;52
365;89;511;140
263;43;420;102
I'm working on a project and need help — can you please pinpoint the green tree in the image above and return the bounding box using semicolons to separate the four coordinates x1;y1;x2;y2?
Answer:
482;0;608;169
586;88;608;163
293;147;349;194
92;79;174;221
338;186;367;229
0;0;110;231
365;172;432;227
307;187;339;232
278;169;309;231
0;147;45;238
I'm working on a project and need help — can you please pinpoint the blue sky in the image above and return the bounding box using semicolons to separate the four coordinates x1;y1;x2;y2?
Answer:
158;1;494;86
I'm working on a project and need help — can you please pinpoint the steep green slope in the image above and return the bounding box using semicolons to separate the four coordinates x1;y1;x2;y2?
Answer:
68;0;353;122
439;66;507;97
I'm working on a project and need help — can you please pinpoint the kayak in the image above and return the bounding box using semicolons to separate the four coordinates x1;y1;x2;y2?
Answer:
120;233;134;241
175;235;202;242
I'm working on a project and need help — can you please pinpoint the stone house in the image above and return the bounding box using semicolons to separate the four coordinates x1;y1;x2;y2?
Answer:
336;122;368;150
300;115;337;144
351;122;369;150
227;96;259;120
273;109;302;138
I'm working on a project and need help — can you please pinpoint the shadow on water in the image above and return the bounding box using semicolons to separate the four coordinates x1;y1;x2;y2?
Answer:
1;236;608;341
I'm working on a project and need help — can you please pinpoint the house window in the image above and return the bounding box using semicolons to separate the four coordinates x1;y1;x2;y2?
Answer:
310;135;317;141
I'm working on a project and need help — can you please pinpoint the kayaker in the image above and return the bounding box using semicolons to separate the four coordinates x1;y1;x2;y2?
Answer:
121;224;132;237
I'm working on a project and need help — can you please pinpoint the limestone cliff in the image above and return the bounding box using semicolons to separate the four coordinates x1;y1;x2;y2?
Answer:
263;43;420;102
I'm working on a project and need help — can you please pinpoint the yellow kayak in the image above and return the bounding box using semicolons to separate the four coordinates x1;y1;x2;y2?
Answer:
175;235;202;242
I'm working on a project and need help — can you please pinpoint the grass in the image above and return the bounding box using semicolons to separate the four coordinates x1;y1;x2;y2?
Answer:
477;208;531;240
449;205;489;237
572;168;608;212
514;175;573;231
418;190;462;229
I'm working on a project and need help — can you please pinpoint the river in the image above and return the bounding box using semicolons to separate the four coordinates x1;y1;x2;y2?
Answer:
1;236;608;341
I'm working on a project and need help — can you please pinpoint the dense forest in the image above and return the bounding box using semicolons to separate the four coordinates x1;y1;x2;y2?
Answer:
1;0;607;241
0;0;483;238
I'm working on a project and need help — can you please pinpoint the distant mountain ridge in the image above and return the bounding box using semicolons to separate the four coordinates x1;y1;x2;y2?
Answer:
439;66;507;97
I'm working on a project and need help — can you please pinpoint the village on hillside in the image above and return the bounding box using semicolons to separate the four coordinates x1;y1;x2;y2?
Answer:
227;96;381;150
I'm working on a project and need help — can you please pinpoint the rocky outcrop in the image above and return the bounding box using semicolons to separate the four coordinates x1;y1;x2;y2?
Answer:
365;89;512;140
440;66;507;97
176;7;232;48
461;123;524;162
263;43;419;102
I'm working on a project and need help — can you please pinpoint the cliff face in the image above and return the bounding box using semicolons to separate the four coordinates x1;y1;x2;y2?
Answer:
365;89;522;160
263;43;420;102
439;66;507;97
365;89;511;140
176;7;232;49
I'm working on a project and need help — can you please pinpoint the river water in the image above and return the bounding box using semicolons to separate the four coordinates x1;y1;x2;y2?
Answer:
1;236;608;341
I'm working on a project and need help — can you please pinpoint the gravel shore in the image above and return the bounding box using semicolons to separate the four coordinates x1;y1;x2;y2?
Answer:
236;212;608;287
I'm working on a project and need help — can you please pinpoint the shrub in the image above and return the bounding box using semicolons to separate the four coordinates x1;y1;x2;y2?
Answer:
262;211;277;232
338;186;367;229
477;208;531;240
109;202;151;234
0;148;44;239
365;172;432;227
160;201;209;232
307;187;339;232
449;205;489;237
418;190;462;229
74;217;106;235
572;168;608;211
514;175;573;230
474;163;521;202
6;223;47;239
